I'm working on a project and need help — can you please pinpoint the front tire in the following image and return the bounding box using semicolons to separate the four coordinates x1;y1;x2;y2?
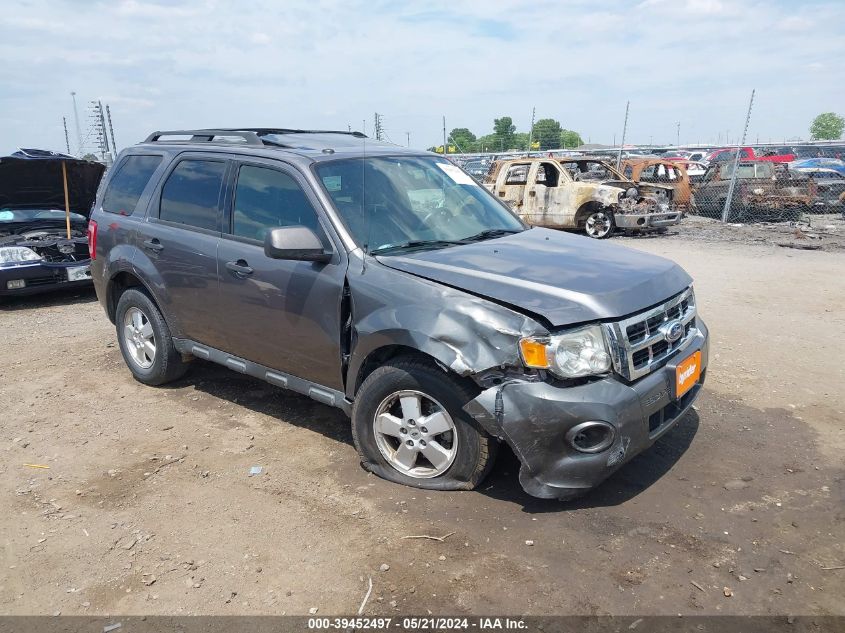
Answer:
584;209;614;238
351;358;497;491
115;288;189;386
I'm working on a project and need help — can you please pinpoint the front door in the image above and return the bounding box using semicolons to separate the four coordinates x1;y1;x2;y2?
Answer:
215;160;347;390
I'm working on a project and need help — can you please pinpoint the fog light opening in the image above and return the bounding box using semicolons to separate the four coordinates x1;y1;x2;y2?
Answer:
566;421;616;454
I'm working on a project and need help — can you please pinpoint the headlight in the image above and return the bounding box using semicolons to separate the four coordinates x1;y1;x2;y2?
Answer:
519;325;612;378
626;187;639;198
0;246;42;265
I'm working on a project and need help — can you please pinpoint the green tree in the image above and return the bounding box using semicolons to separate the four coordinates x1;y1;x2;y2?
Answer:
513;132;530;151
560;129;584;149
493;116;516;150
449;127;477;153
810;112;844;140
532;118;562;150
475;133;500;152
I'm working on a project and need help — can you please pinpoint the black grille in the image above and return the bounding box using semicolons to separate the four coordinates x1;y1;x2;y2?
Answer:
617;289;696;377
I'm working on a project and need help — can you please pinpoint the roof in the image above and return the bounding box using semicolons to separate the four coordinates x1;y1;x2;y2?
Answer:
137;128;424;162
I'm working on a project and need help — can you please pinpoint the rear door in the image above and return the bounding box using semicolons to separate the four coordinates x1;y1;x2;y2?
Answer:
139;154;229;347
215;159;347;390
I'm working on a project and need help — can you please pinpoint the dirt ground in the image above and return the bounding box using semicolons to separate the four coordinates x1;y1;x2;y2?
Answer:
1;230;843;618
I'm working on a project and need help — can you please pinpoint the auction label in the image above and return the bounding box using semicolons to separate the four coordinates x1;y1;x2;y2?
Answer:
308;616;526;630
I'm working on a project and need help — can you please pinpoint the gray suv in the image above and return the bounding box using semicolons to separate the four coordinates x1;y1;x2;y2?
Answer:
89;128;709;500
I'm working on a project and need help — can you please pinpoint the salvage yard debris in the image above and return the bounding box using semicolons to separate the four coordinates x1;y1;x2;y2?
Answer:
401;532;455;542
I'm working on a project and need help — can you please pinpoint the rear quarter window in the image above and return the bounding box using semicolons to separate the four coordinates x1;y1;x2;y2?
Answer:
101;155;162;215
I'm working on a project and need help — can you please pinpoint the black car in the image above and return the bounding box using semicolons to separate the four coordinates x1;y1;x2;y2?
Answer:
0;149;105;296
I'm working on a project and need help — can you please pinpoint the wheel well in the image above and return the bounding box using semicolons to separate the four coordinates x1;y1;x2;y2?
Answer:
575;201;605;228
353;344;478;399
107;272;146;323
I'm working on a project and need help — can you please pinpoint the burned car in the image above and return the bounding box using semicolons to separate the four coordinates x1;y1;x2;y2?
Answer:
90;128;708;501
0;149;105;296
691;160;833;222
485;157;680;238
620;158;693;207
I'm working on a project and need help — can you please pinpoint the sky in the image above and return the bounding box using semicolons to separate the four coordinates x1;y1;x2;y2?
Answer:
1;0;843;155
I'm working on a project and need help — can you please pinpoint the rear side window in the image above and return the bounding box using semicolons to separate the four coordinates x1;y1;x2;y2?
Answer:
159;160;226;231
101;155;162;215
231;165;321;242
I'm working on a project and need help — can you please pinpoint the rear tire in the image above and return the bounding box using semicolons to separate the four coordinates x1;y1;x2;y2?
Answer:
115;288;189;386
351;358;497;491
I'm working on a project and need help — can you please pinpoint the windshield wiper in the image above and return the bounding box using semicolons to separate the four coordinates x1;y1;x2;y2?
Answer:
370;239;465;255
458;228;522;243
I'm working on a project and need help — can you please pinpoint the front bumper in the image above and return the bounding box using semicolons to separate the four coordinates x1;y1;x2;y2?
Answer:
464;320;709;500
615;210;682;229
0;261;92;296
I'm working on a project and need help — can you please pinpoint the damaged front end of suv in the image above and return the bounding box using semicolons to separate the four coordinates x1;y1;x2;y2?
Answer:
0;150;104;296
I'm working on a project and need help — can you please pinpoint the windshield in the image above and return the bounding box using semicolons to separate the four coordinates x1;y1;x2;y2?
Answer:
315;156;524;252
0;208;87;223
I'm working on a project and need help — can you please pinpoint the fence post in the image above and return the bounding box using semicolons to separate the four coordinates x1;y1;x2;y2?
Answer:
616;101;629;171
721;89;756;223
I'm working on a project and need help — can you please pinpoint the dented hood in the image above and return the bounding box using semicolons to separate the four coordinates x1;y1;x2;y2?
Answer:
0;152;105;216
376;228;691;327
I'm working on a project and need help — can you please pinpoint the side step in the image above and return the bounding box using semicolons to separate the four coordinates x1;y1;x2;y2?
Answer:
173;338;352;416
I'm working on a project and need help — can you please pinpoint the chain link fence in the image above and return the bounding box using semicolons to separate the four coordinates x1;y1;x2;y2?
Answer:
687;153;845;224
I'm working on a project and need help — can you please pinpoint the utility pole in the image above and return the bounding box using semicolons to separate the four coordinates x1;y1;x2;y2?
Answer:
62;117;71;154
721;89;755;223
405;131;410;147
527;106;536;153
373;113;384;141
676;121;680;147
442;115;447;156
106;104;117;154
70;91;83;155
616;101;629;170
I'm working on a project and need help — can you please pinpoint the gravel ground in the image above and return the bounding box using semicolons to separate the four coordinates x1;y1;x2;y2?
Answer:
0;235;842;617
646;213;845;251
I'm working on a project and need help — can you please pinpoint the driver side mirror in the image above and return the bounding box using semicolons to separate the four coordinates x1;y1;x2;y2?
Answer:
264;226;332;263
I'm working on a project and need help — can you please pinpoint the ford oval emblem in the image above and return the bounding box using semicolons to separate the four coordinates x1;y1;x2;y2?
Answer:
659;320;684;343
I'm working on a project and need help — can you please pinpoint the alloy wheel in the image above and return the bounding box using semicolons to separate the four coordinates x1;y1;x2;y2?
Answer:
123;307;156;369
372;390;458;478
585;211;612;238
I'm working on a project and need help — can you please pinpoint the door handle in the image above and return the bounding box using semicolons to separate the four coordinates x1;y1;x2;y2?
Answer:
142;238;164;252
498;191;505;197
528;190;536;197
226;260;254;277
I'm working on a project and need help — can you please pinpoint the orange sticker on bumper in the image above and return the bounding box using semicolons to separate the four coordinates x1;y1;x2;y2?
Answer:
676;351;702;398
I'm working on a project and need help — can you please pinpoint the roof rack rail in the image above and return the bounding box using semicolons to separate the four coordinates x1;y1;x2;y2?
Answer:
222;128;368;138
143;129;265;146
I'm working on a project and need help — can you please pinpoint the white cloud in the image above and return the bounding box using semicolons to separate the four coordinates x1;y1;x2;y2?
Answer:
0;0;843;154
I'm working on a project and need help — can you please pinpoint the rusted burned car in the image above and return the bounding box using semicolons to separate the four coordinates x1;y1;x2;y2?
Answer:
691;161;822;222
621;158;693;207
485;157;680;238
